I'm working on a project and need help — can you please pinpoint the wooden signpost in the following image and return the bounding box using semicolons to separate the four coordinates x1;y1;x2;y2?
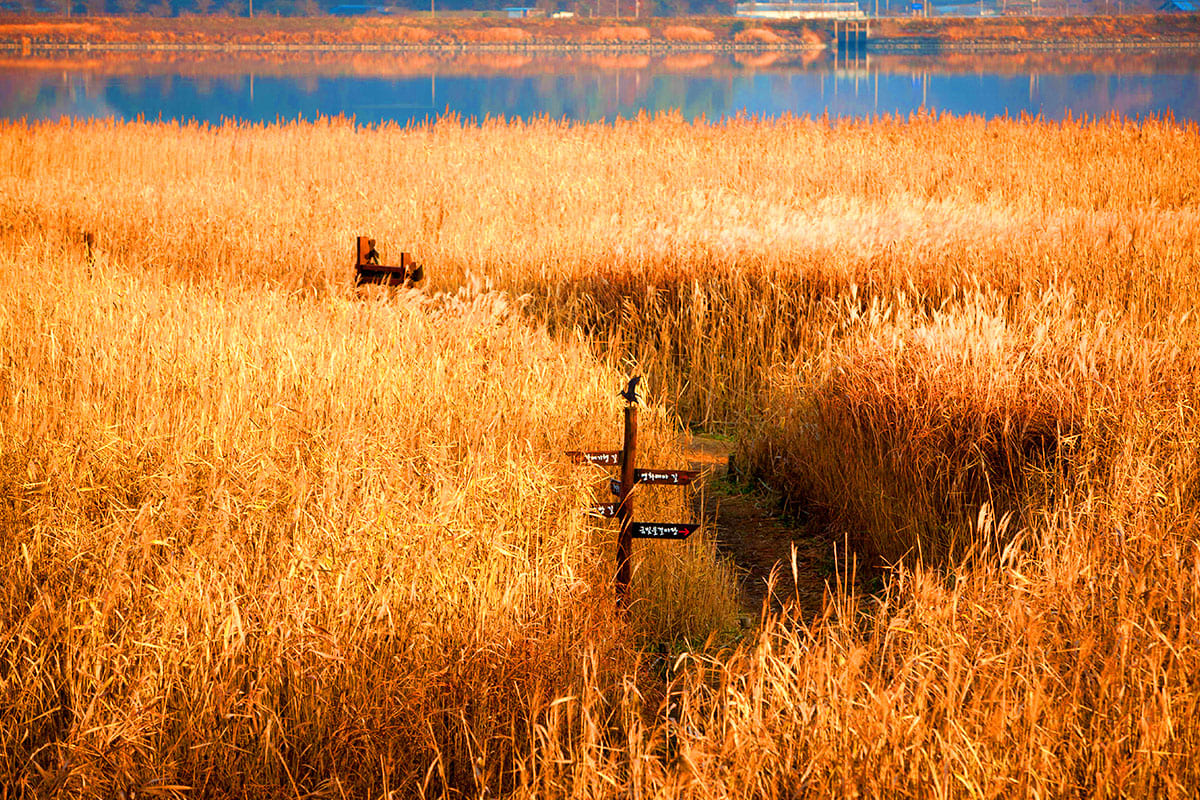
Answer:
568;376;699;608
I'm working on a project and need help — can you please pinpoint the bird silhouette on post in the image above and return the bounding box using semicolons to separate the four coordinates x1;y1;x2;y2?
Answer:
364;240;381;266
620;375;642;405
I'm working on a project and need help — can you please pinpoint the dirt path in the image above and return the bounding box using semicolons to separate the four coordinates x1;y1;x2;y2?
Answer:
683;436;838;621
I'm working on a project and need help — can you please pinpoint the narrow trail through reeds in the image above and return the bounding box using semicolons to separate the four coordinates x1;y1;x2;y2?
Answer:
685;434;843;620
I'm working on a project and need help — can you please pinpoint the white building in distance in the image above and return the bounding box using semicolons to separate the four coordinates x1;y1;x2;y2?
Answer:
735;1;866;17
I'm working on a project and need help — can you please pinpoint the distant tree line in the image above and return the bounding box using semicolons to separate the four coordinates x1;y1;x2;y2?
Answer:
5;0;734;17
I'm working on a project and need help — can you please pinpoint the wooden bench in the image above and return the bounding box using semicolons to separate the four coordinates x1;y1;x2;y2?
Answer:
354;236;424;288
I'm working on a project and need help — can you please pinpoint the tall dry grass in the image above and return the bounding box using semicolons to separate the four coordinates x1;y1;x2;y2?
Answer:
0;241;736;795
5;113;1198;428
515;510;1200;798
3;112;1200;795
741;287;1200;562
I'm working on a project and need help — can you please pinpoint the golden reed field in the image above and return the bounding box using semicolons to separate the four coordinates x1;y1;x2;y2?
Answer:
2;111;1200;797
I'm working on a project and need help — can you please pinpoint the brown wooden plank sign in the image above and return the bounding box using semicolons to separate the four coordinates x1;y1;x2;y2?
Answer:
629;523;699;540
635;469;699;486
567;451;621;466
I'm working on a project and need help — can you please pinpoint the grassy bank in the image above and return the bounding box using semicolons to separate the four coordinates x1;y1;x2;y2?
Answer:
870;10;1200;44
0;14;822;48
3;113;1200;795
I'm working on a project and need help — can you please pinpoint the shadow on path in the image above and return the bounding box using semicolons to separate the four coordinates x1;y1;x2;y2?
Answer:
683;435;850;623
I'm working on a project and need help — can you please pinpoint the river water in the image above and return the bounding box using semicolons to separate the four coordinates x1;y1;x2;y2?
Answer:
2;48;1198;124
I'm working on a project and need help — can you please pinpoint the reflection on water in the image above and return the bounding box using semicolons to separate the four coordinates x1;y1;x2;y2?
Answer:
2;49;1199;124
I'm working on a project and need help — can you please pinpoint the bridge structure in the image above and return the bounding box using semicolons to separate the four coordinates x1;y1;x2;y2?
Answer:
832;16;870;52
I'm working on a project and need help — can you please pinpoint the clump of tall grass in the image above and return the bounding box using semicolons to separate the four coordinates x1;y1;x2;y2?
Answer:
514;499;1200;798
733;27;786;44
742;286;1200;564
662;25;717;43
0;242;736;796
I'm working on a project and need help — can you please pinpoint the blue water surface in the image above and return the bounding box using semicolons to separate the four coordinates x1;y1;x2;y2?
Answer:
3;49;1199;124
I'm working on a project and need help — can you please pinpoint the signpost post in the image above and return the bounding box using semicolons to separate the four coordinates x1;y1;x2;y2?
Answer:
615;404;638;607
567;376;699;609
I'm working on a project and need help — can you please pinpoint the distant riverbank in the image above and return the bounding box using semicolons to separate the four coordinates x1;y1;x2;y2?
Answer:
867;11;1200;52
0;15;821;50
868;36;1200;53
1;12;1197;53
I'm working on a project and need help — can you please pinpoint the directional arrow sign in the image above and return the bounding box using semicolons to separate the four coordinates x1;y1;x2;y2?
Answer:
566;450;621;466
587;503;618;518
634;469;699;486
628;522;699;540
